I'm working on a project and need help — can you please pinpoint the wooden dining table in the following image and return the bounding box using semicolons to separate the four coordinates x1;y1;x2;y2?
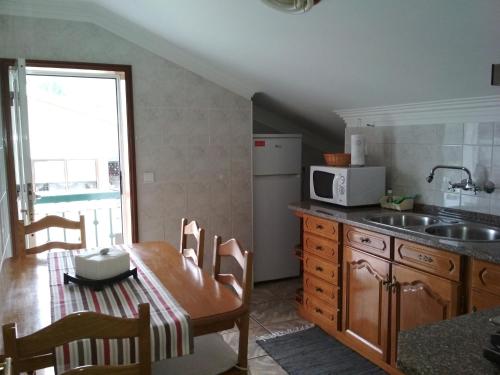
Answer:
0;241;246;361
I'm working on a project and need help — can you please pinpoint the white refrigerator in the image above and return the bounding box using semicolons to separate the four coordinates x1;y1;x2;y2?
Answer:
253;134;301;282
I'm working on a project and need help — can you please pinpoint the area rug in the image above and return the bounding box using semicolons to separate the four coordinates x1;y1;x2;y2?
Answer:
256;326;387;375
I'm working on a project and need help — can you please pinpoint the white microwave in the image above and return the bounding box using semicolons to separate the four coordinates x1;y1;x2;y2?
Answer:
310;166;386;206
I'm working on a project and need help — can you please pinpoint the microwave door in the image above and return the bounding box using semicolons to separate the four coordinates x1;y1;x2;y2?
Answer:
312;170;335;200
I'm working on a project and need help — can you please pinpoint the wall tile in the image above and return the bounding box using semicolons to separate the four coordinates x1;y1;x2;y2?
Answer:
493;123;500;145
462;145;492;185
490;199;500;216
464;122;494;145
460;195;491;214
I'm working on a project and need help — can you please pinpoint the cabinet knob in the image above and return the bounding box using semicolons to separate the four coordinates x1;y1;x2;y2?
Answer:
315;266;324;272
315;287;324;293
360;237;371;243
315;307;323;314
316;224;324;230
315;246;323;251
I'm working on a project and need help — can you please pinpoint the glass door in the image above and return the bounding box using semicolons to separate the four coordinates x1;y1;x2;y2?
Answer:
9;59;34;225
8;63;133;248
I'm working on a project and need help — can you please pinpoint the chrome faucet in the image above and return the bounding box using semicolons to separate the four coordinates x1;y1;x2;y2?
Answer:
426;165;495;194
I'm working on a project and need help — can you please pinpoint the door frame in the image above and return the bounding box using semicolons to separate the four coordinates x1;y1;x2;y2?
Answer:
0;59;138;256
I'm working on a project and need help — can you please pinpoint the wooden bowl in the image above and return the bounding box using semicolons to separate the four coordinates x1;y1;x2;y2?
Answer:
323;153;351;167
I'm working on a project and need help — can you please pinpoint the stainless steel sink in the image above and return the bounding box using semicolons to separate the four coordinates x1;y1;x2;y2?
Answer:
424;224;500;241
365;214;440;227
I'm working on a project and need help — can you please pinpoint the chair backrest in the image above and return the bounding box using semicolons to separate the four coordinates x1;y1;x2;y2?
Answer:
179;218;205;268
212;236;253;308
16;215;86;256
2;303;151;375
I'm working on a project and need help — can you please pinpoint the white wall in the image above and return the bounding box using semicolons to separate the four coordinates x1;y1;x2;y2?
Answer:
0;15;253;269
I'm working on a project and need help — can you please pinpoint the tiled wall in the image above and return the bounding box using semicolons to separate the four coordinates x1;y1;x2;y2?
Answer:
0;78;12;269
345;122;500;214
0;15;252;269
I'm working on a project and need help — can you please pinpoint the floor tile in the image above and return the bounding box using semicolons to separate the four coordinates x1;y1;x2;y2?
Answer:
248;355;288;375
250;299;299;325
220;325;270;360
251;284;276;305
219;317;263;334
256;277;302;300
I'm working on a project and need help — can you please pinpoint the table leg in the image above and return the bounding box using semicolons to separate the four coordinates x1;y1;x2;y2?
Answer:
237;312;250;370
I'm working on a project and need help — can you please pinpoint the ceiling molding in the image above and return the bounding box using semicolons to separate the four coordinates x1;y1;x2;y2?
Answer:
335;95;500;127
0;0;256;99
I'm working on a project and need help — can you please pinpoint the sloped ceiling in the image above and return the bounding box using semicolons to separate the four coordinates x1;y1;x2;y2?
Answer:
3;0;500;140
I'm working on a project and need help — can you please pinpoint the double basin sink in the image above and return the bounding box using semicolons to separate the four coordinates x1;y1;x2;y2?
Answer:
364;213;500;242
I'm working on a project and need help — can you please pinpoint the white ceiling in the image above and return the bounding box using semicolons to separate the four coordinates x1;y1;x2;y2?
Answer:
5;0;500;139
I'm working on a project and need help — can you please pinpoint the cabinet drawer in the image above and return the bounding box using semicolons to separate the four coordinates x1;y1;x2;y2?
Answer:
304;253;338;285
304;272;339;305
344;225;391;259
304;294;338;329
303;233;340;264
470;288;500;312
472;259;500;295
303;214;339;241
394;239;462;282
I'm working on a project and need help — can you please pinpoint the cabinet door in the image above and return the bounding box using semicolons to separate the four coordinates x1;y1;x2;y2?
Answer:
470;288;500;312
390;263;460;365
342;246;391;362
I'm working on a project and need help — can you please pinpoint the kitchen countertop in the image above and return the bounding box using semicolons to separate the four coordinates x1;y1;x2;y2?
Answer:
397;307;500;375
289;201;500;264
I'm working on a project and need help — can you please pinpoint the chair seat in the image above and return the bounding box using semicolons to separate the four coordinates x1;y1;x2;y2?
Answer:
152;333;237;375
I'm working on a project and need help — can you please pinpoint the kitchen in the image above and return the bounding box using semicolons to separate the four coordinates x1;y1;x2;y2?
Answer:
1;0;500;374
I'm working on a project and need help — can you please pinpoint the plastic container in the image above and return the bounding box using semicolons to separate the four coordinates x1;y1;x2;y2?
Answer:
379;195;414;211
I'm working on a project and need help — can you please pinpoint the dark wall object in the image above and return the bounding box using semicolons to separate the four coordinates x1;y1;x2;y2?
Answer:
492;64;500;86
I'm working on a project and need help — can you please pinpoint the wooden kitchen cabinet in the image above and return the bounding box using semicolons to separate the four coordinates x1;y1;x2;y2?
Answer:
344;225;391;260
300;214;342;334
470;288;500;312
390;263;460;365
295;212;468;373
469;259;500;311
342;246;391;362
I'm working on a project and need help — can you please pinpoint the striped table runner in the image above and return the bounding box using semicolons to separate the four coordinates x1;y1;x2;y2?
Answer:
48;246;193;374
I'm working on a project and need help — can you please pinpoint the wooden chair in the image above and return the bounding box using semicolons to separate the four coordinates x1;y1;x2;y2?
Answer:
179;218;205;268
2;303;151;375
212;236;253;371
16;215;86;256
152;237;252;375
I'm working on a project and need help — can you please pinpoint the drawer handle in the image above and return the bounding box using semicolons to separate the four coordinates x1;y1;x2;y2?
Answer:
315;245;323;251
315;287;324;293
315;266;324;272
360;237;371;243
418;254;434;263
316;224;324;230
315;307;323;314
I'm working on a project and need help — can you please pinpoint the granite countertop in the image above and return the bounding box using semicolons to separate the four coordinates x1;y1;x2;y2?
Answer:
397;308;500;375
289;201;500;264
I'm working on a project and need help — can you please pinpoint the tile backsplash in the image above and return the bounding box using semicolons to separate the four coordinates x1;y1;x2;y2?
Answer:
345;122;500;215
